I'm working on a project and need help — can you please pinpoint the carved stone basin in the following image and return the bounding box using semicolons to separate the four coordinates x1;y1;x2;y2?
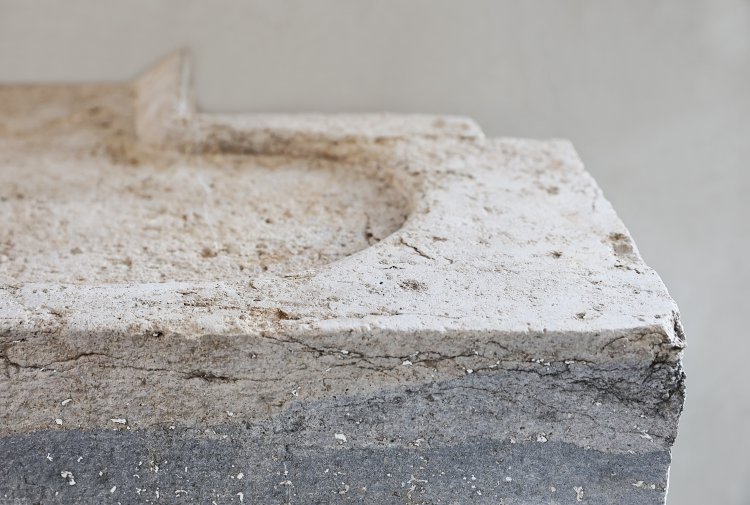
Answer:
0;149;408;283
0;73;410;284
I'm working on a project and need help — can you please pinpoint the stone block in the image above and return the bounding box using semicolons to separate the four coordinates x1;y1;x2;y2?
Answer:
0;53;684;504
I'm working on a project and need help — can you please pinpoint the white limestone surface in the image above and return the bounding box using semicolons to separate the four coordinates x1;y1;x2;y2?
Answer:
0;52;684;369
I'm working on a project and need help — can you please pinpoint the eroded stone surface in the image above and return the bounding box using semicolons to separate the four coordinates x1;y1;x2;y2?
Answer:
0;151;407;283
0;52;684;504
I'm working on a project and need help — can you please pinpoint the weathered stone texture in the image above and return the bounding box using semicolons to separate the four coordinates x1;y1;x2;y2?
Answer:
0;53;684;504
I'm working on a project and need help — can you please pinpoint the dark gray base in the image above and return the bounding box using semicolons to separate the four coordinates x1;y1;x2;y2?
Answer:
1;428;667;504
1;364;680;504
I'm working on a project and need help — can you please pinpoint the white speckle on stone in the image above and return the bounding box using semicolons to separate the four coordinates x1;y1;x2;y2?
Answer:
61;398;72;406
465;368;473;374
77;456;83;462
402;360;412;366
550;485;556;492
110;486;116;493
237;472;244;479
46;453;53;461
175;489;188;495
340;350;349;355
60;471;75;485
537;433;548;443
54;419;62;425
574;486;585;501
639;431;652;440
226;411;234;417
632;481;656;490
110;418;127;424
237;492;244;502
504;477;512;482
334;433;347;443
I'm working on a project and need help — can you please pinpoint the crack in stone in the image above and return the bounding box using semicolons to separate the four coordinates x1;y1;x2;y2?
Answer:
1;351;109;373
0;351;283;383
399;236;434;260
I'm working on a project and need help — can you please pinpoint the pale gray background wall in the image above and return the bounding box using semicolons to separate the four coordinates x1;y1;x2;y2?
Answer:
1;1;747;503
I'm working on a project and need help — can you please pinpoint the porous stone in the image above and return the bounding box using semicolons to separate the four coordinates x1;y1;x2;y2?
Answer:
0;52;684;504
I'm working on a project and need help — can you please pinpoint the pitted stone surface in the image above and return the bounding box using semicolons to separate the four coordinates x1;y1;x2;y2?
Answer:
0;52;684;504
0;152;408;283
